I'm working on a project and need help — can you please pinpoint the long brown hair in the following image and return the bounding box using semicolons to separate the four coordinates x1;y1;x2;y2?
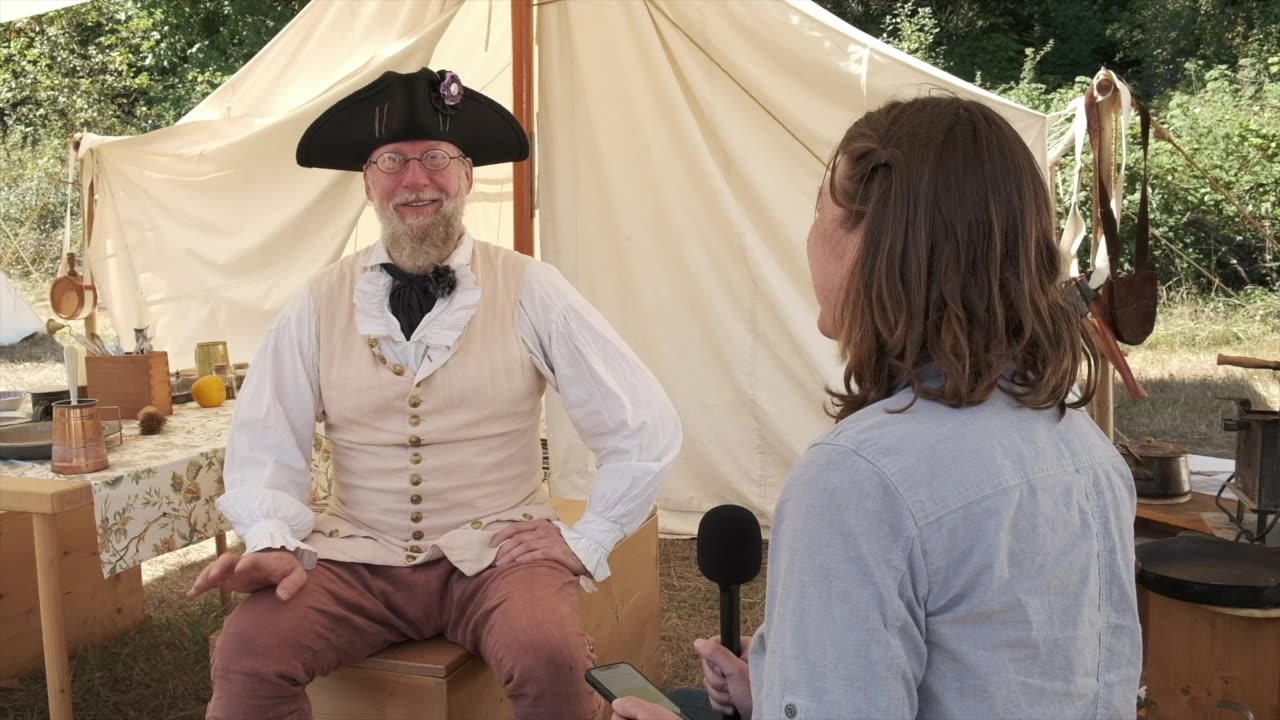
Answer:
824;96;1097;420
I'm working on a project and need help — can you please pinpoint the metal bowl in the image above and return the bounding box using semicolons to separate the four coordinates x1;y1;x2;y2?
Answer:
0;420;122;461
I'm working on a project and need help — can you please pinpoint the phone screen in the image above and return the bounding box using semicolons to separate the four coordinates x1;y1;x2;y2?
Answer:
586;662;687;716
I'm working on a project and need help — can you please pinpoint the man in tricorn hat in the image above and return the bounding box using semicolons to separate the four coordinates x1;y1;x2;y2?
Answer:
190;67;681;720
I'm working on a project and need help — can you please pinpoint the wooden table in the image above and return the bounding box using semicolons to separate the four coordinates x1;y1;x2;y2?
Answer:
0;477;104;719
1134;492;1219;536
0;401;337;719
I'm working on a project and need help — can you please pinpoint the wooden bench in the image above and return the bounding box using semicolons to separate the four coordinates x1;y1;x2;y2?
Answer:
211;499;660;720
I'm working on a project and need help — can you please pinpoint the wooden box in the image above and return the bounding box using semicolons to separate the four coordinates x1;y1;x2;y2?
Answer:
1138;585;1280;720
0;505;146;680
85;351;172;417
210;499;661;720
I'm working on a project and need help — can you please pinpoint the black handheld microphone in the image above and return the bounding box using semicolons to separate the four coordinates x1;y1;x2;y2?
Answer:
696;504;763;719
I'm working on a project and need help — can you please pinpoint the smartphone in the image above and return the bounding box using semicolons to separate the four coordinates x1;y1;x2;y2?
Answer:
585;662;691;719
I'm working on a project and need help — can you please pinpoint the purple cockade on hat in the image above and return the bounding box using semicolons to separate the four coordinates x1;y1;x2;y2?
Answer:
439;71;464;106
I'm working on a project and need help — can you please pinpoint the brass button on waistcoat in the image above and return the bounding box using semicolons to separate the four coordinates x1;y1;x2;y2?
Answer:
409;435;422;446
367;337;378;348
404;554;416;564
392;364;405;376
408;415;421;427
409;474;423;486
410;512;423;523
377;353;387;364
470;520;483;529
409;545;423;554
522;513;534;520
412;530;424;540
410;453;422;464
410;494;422;505
408;395;422;408
328;529;340;538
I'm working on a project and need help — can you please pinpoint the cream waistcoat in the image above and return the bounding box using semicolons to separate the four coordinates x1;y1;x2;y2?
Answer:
306;240;551;574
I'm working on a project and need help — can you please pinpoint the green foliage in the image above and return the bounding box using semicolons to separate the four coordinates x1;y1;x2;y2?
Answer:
881;1;945;67
0;0;305;281
0;0;307;144
817;0;1278;96
816;0;1278;294
1140;57;1280;291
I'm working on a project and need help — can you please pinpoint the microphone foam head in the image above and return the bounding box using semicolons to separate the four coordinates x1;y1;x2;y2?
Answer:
696;504;763;586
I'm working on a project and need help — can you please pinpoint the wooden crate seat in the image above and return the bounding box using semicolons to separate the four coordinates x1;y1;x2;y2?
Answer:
210;499;660;720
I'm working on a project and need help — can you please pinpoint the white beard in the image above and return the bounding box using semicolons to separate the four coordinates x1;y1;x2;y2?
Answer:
377;193;466;273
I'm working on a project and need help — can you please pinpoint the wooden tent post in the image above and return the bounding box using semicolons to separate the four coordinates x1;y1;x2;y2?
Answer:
1088;75;1118;440
512;0;535;257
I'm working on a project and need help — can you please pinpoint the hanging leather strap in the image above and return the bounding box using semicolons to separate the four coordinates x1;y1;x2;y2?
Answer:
1084;86;1154;278
1083;88;1122;277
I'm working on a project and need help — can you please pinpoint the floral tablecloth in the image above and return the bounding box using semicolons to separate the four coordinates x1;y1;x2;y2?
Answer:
0;400;333;577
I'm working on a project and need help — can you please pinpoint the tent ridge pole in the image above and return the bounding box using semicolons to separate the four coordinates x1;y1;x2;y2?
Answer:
512;0;535;257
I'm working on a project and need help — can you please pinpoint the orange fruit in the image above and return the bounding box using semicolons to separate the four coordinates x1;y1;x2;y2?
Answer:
191;375;227;408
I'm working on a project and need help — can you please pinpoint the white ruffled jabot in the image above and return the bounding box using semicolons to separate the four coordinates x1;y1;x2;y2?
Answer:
351;235;482;383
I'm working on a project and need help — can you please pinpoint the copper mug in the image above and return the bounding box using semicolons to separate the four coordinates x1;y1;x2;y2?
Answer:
51;399;121;475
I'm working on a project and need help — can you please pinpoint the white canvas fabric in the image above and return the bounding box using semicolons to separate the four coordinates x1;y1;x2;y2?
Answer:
0;0;91;23
0;272;43;345
75;0;1050;533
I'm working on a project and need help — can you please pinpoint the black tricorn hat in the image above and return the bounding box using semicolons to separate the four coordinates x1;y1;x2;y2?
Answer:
296;67;529;171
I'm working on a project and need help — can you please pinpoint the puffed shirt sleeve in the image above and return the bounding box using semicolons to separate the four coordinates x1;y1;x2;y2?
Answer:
215;286;324;569
516;261;682;581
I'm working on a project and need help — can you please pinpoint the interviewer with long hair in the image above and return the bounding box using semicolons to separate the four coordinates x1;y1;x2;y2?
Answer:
615;95;1141;720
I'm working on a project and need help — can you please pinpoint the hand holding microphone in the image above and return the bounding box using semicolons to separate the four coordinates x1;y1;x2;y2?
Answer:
695;636;753;717
696;504;762;720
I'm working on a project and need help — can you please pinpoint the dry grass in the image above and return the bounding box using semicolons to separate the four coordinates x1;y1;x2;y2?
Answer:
1115;293;1280;456
658;540;768;690
0;283;1276;718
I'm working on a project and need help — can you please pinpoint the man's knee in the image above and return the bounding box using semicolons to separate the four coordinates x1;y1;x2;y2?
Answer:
212;593;310;685
496;626;602;719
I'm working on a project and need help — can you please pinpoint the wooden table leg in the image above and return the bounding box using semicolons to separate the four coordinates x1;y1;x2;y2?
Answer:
32;513;73;720
215;530;232;615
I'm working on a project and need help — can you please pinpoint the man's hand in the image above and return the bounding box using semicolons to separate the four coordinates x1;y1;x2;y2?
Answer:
609;697;683;720
697;636;754;718
490;520;589;576
187;548;308;602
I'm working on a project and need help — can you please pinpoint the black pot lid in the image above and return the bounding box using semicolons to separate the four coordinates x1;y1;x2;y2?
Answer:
1137;536;1280;609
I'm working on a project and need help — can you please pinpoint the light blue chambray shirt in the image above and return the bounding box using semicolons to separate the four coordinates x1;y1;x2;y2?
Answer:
749;382;1142;720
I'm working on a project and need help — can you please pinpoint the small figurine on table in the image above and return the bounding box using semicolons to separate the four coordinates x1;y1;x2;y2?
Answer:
133;326;153;355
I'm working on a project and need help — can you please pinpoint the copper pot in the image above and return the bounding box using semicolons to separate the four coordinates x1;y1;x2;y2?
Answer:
50;399;120;475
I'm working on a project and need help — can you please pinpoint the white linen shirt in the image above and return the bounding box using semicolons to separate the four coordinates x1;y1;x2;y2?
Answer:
218;233;682;581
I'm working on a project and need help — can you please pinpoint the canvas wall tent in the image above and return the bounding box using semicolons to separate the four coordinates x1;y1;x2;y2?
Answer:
0;272;44;345
76;0;1050;534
